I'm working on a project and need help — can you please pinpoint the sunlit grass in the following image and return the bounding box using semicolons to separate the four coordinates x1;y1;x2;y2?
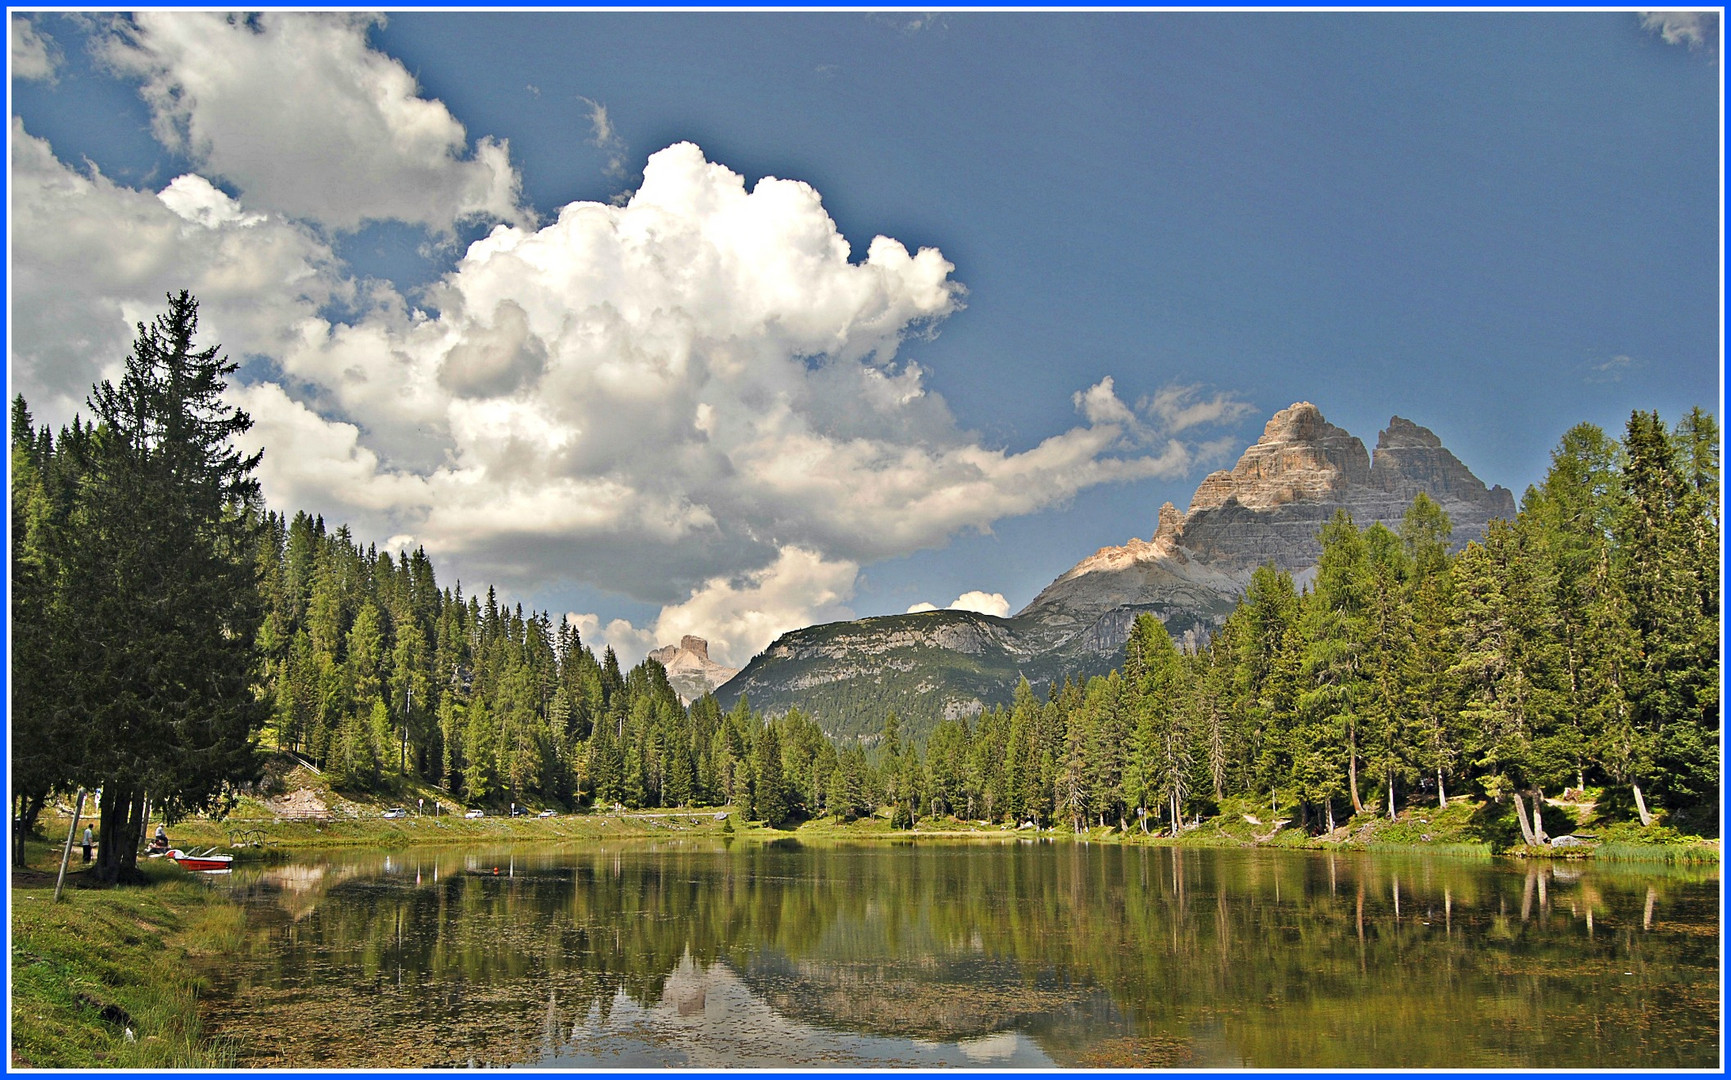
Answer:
10;845;239;1068
1593;841;1720;865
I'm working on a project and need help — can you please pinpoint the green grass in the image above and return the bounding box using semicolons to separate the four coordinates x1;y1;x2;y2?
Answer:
10;844;240;1068
1364;841;1493;858
1592;841;1721;865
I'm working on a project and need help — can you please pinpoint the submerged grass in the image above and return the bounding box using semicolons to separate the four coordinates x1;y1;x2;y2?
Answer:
10;843;240;1068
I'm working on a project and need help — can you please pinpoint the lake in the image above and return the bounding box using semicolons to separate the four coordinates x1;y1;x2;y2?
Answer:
195;839;1719;1068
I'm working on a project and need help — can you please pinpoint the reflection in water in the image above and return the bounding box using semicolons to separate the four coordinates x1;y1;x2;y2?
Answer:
540;950;1056;1068
197;842;1719;1068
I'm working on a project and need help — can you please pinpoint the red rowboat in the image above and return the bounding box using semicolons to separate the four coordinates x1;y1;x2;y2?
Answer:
167;848;234;872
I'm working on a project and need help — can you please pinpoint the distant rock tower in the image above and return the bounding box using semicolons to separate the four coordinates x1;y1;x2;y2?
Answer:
647;635;741;705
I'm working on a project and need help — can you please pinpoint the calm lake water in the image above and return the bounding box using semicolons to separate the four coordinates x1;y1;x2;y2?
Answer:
196;840;1719;1068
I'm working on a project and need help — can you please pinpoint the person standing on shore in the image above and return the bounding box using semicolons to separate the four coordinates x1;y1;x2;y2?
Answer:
81;824;94;863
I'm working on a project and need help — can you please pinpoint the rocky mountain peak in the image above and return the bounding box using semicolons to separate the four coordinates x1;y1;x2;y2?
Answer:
1017;401;1515;650
1153;501;1183;544
648;635;739;705
1186;401;1371;515
1370;416;1511;506
1376;415;1442;450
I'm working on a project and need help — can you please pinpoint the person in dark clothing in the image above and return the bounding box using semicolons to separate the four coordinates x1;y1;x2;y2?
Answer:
81;824;94;863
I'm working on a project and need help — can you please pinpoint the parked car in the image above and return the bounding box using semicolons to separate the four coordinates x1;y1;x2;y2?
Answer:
537;809;557;818
510;805;528;817
464;808;485;819
381;807;407;819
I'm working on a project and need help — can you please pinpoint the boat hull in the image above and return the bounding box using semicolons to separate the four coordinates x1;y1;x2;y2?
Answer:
168;850;234;872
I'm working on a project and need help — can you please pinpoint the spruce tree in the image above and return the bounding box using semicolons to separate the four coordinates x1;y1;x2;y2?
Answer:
9;397;71;848
62;292;267;882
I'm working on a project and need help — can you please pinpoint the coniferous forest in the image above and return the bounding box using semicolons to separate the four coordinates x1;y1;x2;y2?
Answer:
11;295;1721;881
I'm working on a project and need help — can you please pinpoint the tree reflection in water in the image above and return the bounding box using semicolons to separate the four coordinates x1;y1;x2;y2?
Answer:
200;842;1719;1068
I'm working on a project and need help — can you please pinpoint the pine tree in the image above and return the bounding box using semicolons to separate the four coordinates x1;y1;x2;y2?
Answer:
1298;511;1372;816
61;293;267;882
9;397;72;848
1616;410;1720;820
754;723;789;826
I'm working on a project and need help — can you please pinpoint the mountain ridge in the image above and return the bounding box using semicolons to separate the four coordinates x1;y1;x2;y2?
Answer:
717;402;1513;739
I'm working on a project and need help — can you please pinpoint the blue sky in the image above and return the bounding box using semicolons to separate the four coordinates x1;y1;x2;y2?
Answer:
8;11;1720;668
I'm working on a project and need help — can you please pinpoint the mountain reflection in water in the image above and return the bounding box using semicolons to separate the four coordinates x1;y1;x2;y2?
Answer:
196;841;1719;1069
540;951;1056;1068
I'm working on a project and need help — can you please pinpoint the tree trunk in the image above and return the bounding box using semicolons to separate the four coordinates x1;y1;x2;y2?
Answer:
1386;774;1396;820
13;796;27;867
1348;748;1364;815
17;791;47;846
1632;782;1653;827
1436;768;1447;809
1325;797;1335;833
1528;788;1548;844
1511;792;1537;846
93;787;145;885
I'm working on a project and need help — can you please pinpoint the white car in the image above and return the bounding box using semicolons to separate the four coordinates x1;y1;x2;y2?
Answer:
381;807;407;819
464;808;485;819
537;809;557;818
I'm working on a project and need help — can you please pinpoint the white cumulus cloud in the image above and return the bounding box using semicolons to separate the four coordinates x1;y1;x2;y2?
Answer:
249;144;1231;606
904;591;1011;618
9;119;349;423
572;546;857;669
948;590;1010;617
100;12;527;232
11;109;1250;670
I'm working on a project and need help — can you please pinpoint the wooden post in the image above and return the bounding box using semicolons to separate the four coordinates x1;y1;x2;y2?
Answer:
53;788;87;902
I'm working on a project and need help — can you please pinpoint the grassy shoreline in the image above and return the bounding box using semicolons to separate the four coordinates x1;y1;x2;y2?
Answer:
9;843;241;1068
37;780;1722;863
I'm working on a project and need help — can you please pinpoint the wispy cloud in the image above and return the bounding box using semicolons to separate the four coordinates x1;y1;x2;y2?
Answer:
578;95;628;178
1639;11;1719;51
1582;353;1646;384
869;12;948;35
12;14;60;81
1141;384;1258;435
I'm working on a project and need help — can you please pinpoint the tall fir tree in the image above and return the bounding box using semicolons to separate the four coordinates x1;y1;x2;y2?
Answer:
61;293;267;882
